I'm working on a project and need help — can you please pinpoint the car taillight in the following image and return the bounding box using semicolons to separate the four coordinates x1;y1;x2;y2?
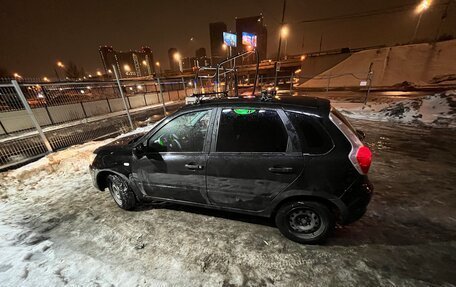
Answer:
356;146;372;174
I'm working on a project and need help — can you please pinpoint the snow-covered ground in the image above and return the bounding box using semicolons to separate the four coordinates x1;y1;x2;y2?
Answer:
333;90;456;128
1;95;455;286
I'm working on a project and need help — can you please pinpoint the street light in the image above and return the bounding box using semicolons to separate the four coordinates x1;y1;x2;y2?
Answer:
173;52;183;73
155;61;161;75
416;0;431;13
280;25;290;59
13;73;22;79
280;25;289;38
43;77;50;82
96;71;102;76
55;61;65;81
123;64;131;72
412;0;431;42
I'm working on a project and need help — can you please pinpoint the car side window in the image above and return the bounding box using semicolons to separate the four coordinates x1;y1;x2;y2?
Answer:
216;108;288;152
148;110;211;152
286;111;333;154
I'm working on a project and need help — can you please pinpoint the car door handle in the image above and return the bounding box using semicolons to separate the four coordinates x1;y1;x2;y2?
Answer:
268;167;294;174
185;163;204;170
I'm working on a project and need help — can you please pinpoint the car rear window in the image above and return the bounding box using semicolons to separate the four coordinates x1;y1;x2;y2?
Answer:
286;111;333;154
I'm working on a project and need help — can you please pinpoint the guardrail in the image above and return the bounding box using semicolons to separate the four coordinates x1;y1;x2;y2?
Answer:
0;77;191;170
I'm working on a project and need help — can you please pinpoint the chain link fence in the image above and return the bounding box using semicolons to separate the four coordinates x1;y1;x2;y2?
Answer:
0;77;192;170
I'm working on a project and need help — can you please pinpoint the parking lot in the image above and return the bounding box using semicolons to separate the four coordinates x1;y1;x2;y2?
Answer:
0;118;455;286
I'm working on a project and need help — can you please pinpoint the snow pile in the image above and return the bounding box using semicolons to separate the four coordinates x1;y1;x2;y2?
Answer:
336;91;456;128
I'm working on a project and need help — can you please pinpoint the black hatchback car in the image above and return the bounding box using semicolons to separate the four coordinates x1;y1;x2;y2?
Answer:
89;96;373;244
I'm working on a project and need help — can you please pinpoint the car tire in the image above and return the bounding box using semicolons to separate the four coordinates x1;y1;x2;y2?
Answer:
275;201;334;244
107;174;137;210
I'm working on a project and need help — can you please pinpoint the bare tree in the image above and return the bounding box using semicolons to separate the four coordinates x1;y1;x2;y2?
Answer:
65;61;85;80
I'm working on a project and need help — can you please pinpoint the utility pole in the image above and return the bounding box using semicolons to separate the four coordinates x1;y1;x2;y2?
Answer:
276;0;287;61
435;0;452;41
275;0;287;87
319;34;323;54
363;62;374;105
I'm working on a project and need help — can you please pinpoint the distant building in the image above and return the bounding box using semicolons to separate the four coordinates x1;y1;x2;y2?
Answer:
195;47;206;59
195;47;211;67
209;22;227;65
235;15;267;64
182;57;197;70
99;46;154;78
168;48;179;71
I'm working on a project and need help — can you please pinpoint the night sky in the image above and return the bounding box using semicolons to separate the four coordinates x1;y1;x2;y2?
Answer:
1;0;455;77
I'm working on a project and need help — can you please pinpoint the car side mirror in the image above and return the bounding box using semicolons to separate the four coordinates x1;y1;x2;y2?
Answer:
133;144;146;158
356;129;365;140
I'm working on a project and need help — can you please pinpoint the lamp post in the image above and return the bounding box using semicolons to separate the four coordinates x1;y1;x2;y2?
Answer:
281;25;289;60
13;73;22;80
155;61;161;75
412;0;431;43
174;52;183;73
55;61;65;81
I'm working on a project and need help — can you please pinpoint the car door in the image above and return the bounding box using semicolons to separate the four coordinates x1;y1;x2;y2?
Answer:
131;108;214;203
205;107;305;211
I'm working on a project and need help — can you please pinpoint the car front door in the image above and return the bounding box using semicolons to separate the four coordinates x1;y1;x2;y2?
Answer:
206;107;305;211
131;109;214;203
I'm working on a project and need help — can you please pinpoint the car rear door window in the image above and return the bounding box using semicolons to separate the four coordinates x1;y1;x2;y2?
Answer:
216;108;288;152
286;111;333;154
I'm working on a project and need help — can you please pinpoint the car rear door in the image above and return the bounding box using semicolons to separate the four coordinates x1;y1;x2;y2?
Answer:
205;106;305;211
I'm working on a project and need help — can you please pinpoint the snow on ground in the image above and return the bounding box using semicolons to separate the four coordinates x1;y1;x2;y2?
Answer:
333;90;456;128
1;103;456;286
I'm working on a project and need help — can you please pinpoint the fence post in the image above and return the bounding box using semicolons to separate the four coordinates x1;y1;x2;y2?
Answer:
364;62;374;105
181;77;187;97
11;80;52;152
112;64;134;130
0;119;8;135
326;73;331;92
289;72;293;92
157;78;167;115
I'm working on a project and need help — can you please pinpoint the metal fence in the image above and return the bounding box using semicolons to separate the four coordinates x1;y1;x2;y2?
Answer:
0;76;192;170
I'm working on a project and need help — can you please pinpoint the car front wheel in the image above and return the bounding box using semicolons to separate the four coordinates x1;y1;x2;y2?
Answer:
275;201;335;244
107;174;136;210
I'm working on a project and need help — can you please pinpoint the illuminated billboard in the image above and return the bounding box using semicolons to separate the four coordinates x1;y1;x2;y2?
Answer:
242;32;257;47
223;32;237;47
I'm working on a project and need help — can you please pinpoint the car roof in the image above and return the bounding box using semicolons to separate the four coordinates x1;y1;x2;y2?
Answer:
180;94;331;117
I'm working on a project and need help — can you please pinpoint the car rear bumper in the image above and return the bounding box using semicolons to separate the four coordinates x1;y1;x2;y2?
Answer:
340;177;373;224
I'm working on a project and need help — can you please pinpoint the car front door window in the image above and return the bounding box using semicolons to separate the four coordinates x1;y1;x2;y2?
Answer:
149;110;211;152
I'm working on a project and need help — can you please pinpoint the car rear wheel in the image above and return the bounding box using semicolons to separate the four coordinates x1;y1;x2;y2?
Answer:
107;174;136;210
275;201;334;244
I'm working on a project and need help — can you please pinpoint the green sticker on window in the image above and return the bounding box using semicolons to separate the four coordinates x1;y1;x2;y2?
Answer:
233;109;255;115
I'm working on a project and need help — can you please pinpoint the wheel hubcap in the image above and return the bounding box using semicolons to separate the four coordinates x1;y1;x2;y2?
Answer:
288;209;321;233
110;177;126;203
